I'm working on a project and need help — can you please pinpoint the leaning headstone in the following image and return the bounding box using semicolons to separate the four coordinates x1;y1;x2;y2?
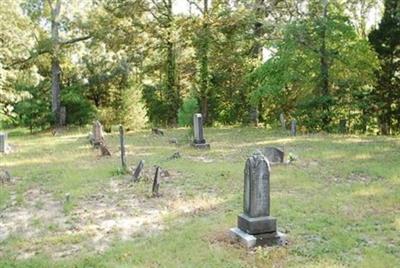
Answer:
91;120;104;147
290;119;297;136
261;147;284;164
59;106;66;126
152;128;164;136
192;113;210;149
119;125;127;172
132;160;144;182
99;143;111;156
279;113;286;130
152;166;160;197
230;151;286;247
0;132;7;153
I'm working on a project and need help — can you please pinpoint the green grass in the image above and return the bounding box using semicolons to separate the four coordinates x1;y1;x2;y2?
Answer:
0;127;399;267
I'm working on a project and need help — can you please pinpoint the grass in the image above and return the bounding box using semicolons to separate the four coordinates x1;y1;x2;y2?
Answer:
0;126;399;267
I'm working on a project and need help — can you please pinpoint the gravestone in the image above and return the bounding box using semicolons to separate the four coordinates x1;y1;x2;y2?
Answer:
119;125;127;171
279;113;286;130
91;120;104;147
230;151;286;247
339;119;347;134
132;160;144;182
59;106;66;126
192;113;210;149
99;143;111;156
152;166;160;197
290;119;297;136
152;128;164;136
261;147;284;164
0;132;7;153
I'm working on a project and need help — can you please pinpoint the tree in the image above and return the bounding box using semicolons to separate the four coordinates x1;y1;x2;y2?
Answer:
369;0;400;134
250;1;378;132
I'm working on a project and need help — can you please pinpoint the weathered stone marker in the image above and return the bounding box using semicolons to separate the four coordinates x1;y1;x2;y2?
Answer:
152;166;160;197
290;119;297;136
0;132;7;153
279;113;286;130
339;119;347;134
59;106;66;126
192;113;210;149
91;120;104;147
262;147;284;164
230;150;286;247
119;125;127;172
132;160;144;182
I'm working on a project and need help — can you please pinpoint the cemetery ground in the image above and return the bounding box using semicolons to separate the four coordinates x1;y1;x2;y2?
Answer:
0;127;399;267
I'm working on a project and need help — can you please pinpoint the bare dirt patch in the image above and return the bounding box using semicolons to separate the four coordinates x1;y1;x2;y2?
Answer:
0;169;220;260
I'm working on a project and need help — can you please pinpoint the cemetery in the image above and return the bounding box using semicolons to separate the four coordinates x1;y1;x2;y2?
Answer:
1;0;399;267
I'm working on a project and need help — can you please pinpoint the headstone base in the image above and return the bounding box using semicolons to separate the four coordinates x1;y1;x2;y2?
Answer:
191;143;210;149
229;227;287;248
238;214;276;234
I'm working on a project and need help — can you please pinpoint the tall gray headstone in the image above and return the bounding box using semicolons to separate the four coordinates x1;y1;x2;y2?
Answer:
290;119;297;136
230;151;286;247
279;113;286;130
59;106;66;126
91;120;104;147
0;133;7;153
192;113;210;149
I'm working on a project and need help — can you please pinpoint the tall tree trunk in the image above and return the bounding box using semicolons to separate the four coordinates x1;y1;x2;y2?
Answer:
165;0;179;126
50;0;62;126
199;0;210;124
319;0;330;128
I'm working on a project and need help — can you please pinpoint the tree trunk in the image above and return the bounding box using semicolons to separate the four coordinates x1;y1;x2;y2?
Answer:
50;0;62;126
319;0;330;128
199;0;210;124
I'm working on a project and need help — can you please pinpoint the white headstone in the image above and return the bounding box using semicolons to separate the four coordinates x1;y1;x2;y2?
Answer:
0;132;7;153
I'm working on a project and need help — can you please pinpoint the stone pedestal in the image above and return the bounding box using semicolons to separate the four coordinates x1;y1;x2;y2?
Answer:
230;228;287;248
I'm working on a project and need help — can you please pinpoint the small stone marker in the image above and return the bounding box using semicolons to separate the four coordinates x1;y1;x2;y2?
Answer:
279;113;286;130
262;147;284;164
169;138;178;144
339;119;347;134
132;160;144;182
99;143;111;156
91;120;104;147
152;166;160;197
192;113;210;149
0;132;8;153
290;119;297;136
0;169;11;183
169;151;181;160
230;150;286;247
59;106;66;126
152;128;164;136
119;125;127;172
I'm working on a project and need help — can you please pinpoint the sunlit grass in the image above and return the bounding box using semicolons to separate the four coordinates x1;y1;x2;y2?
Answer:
0;127;399;267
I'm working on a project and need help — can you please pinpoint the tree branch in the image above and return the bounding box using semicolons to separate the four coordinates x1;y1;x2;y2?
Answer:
60;35;92;46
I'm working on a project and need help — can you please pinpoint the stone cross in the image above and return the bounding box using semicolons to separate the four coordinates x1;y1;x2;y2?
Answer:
192;113;210;149
279;113;286;130
119;125;127;172
230;151;286;247
0;132;7;153
290;119;297;136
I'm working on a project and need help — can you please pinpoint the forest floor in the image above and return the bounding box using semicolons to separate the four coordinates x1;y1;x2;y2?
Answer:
0;127;399;267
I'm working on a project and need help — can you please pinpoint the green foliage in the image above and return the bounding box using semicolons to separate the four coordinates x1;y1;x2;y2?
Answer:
178;97;199;127
250;2;379;132
119;85;147;130
61;85;96;126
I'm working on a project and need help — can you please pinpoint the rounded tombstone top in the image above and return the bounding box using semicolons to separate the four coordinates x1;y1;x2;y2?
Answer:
250;150;271;171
